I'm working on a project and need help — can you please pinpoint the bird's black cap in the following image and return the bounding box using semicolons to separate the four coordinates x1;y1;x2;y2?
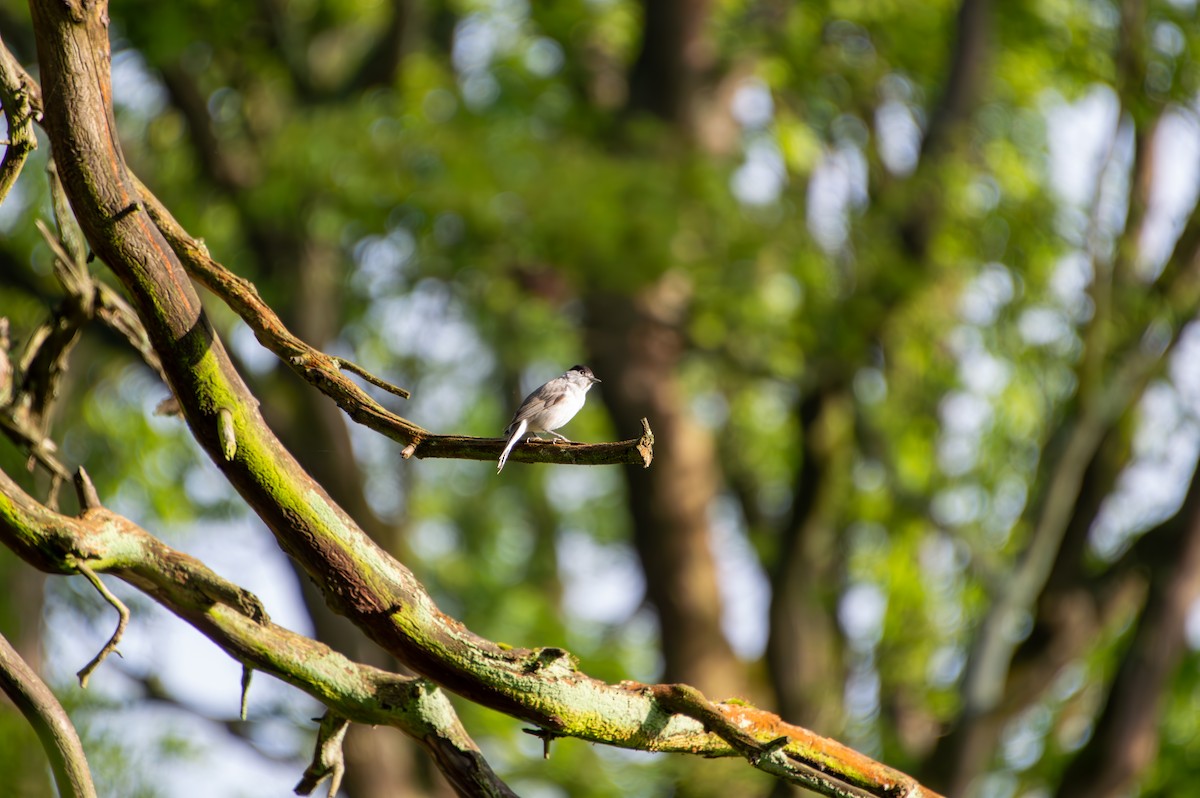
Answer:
569;365;601;383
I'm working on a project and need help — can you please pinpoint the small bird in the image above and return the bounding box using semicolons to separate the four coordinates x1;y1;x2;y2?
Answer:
497;365;601;473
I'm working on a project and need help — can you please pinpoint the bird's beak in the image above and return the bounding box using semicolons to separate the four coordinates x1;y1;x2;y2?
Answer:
591;376;602;384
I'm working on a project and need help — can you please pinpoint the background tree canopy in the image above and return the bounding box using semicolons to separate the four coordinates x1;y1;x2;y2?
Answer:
2;0;1200;796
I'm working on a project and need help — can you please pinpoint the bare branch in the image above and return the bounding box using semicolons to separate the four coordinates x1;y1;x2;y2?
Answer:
334;356;411;400
240;664;253;722
410;416;655;468
73;562;129;688
0;399;72;485
0;631;97;798
295;712;350;798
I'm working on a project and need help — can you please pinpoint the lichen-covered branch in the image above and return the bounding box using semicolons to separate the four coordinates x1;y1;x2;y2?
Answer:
0;466;516;798
0;31;41;207
0;461;938;797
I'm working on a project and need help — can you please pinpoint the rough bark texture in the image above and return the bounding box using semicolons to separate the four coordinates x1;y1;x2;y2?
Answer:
276;240;429;798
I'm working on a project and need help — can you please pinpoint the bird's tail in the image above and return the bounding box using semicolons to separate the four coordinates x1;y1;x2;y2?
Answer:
497;419;527;473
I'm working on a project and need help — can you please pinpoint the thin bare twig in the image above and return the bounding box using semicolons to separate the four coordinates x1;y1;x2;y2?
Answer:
73;467;101;511
0;403;72;483
74;562;130;688
407;416;656;467
0;185;165;493
239;664;253;722
334;356;411;399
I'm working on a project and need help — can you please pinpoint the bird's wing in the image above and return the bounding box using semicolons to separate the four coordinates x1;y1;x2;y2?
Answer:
504;382;567;435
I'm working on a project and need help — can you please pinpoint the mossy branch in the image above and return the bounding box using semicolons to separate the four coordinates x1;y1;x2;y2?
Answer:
0;32;41;207
0;466;516;798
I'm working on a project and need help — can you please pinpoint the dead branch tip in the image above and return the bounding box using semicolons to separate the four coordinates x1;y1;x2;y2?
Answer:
73;467;101;512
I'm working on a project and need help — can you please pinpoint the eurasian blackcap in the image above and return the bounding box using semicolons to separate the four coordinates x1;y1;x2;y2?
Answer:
497;365;601;473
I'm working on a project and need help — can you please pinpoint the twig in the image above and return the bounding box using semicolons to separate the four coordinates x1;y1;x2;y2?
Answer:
93;282;167;382
0;408;72;483
294;712;349;797
0;631;97;798
334;356;411;399
74;562;130;688
73;467;101;513
522;726;566;759
240;665;253;721
0;318;11;406
46;159;88;270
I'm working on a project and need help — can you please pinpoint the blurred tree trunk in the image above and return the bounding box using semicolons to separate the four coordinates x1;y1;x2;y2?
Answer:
627;0;712;134
1056;466;1200;798
585;285;742;697
767;390;849;734
582;0;746;705
762;389;853;798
